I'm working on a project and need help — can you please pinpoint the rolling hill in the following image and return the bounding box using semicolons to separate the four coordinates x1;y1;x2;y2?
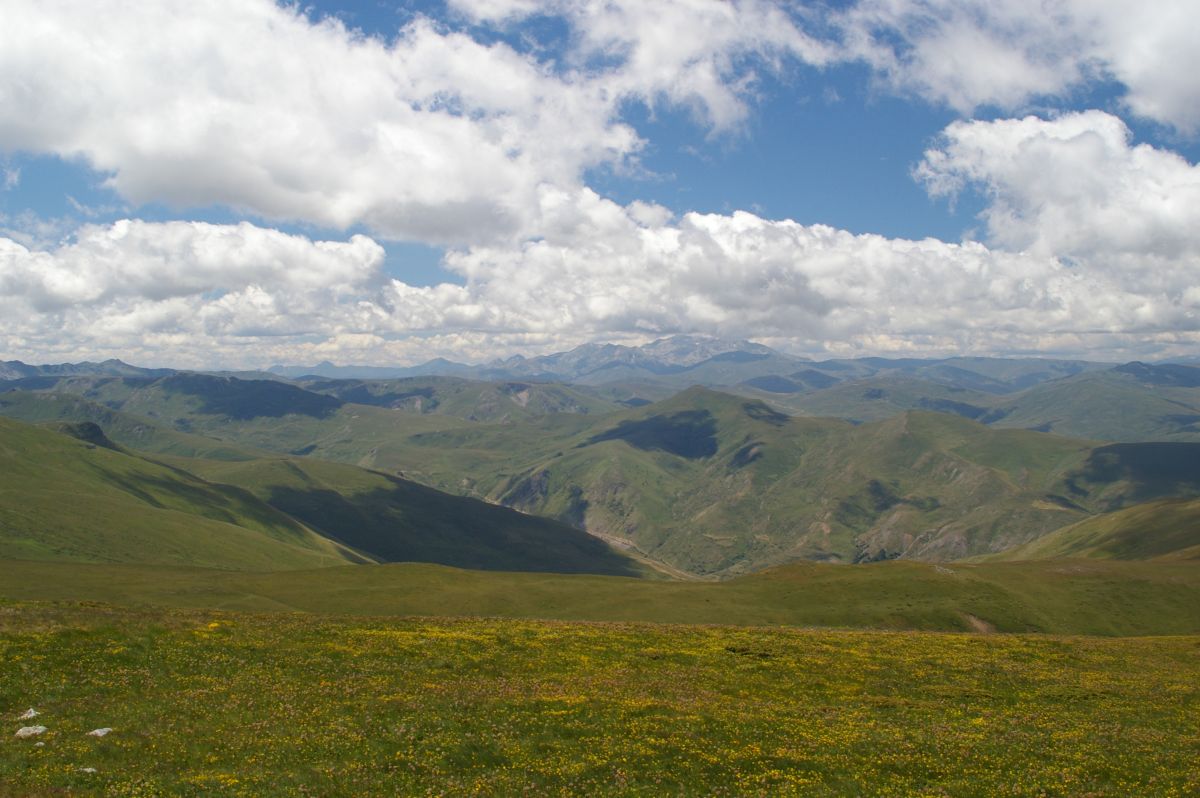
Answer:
7;369;1200;578
983;497;1200;562
2;556;1199;635
297;375;618;422
0;416;361;570
0;409;644;576
159;454;646;576
330;388;1200;575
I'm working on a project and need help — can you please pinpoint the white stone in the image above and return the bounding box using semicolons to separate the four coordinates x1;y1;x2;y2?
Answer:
18;708;39;720
15;725;47;738
87;728;112;737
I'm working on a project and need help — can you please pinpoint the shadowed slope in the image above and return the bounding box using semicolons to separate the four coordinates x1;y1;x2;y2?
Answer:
0;417;360;570
171;456;646;577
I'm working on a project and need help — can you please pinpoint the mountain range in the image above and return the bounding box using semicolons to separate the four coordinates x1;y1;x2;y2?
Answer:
4;338;1200;579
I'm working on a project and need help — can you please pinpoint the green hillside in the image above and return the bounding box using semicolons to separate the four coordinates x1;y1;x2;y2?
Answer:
1;379;475;464
2;556;1199;635
985;497;1200;562
0;389;264;460
8;377;1200;578
986;369;1200;441
746;375;1004;422
162;455;645;577
753;367;1200;442
0;417;360;570
358;389;1184;575
298;375;619;422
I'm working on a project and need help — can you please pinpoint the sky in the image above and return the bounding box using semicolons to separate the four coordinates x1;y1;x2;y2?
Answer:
2;0;1200;368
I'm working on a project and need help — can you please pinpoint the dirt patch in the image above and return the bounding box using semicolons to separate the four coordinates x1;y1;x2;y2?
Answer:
962;613;996;634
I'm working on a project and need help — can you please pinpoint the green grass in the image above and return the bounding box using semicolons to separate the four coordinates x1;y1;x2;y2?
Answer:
0;418;357;571
984;497;1200;562
1;602;1197;797
988;371;1200;441
2;557;1199;636
155;454;645;577
7;380;1200;577
298;375;620;422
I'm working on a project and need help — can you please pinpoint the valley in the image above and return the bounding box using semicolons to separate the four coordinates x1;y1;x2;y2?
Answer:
4;341;1200;579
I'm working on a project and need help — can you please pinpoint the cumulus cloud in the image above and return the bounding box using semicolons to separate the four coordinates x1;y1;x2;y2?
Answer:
4;204;1198;367
916;111;1200;265
0;0;834;246
0;1;630;244
450;0;834;130
839;0;1200;131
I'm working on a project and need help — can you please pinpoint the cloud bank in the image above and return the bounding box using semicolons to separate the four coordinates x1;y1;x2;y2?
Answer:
3;171;1197;366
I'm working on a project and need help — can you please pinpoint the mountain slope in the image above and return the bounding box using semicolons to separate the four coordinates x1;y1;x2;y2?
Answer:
986;367;1200;441
358;388;1174;575
165;455;646;576
10;373;1200;578
0;394;644;575
0;417;361;570
984;497;1200;562
297;375;618;422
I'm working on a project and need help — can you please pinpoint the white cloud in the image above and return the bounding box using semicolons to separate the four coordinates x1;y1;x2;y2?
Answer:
0;1;634;245
4;206;1198;367
839;0;1200;131
0;0;833;247
916;111;1200;265
0;220;387;354
451;0;834;131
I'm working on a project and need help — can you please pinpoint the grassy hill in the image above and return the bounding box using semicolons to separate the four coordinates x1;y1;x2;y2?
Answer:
752;375;1004;422
160;454;645;577
2;556;1199;636
746;366;1200;442
8;377;1200;577
0;389;265;460
359;389;1200;575
985;368;1200;441
3;601;1196;796
297;375;619;422
984;497;1200;562
0;381;473;462
0;417;360;570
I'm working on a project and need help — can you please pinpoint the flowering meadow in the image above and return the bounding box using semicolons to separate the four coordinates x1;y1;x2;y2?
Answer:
2;602;1198;796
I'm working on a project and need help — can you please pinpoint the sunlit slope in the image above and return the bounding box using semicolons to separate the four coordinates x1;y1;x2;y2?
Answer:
165;455;645;576
985;497;1200;562
0;391;643;575
0;417;359;569
985;369;1200;441
763;367;1200;442
2;557;1199;635
373;388;1200;575
9;378;1200;577
753;375;1005;423
0;375;472;460
298;375;620;422
0;389;263;460
247;387;1200;576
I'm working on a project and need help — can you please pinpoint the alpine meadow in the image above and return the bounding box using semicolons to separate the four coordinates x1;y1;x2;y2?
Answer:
3;1;1200;796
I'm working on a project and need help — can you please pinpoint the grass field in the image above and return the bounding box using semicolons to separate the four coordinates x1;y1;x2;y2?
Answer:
2;602;1197;797
3;558;1199;636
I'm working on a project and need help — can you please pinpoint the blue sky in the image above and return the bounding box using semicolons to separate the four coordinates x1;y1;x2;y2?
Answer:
2;1;1199;367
